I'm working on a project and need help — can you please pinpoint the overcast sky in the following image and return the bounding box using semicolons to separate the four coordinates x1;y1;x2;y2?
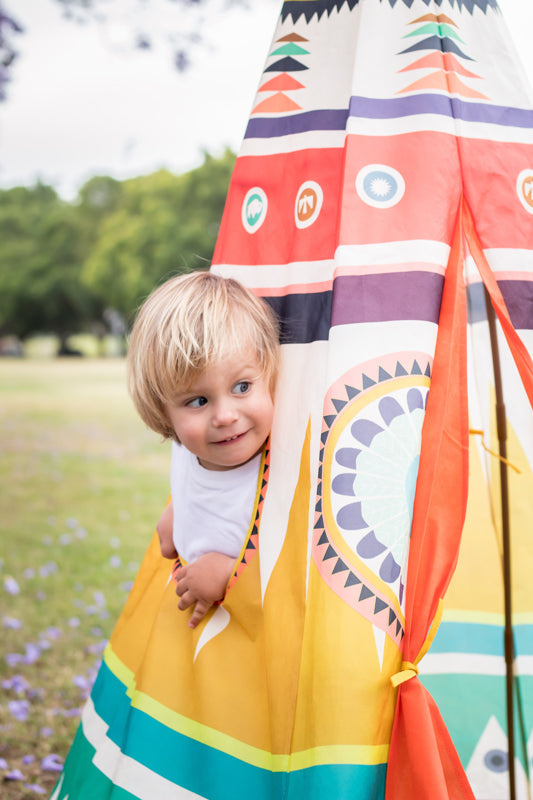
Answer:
1;0;532;200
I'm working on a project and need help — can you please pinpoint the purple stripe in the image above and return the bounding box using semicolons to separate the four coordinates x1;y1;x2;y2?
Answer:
244;96;533;141
349;95;533;129
468;280;533;330
331;273;444;327
244;109;349;139
498;280;533;330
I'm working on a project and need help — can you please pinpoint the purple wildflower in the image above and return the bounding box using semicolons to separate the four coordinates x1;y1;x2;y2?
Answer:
44;626;62;640
73;675;91;690
86;640;107;655
63;707;82;717
23;642;41;664
6;768;24;780
41;754;64;771
2;615;22;629
24;567;35;579
68;617;81;628
59;534;71;546
4;576;20;595
109;555;122;568
40;727;53;737
6;653;23;667
2;674;29;693
0;757;7;769
93;591;106;608
8;699;30;721
121;581;134;592
39;561;58;578
25;784;46;795
22;755;35;765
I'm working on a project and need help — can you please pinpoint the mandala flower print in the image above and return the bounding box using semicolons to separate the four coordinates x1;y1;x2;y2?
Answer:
330;385;427;602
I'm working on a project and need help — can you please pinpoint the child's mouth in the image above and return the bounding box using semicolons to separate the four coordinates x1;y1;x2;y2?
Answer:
216;432;246;445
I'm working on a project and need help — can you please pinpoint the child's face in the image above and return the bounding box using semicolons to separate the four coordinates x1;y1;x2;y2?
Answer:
165;348;274;471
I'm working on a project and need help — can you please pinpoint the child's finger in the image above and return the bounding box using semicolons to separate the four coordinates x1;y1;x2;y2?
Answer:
188;599;211;629
177;591;194;611
175;571;188;597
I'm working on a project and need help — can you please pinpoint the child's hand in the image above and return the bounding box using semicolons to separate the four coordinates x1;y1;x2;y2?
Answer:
156;503;178;559
175;552;236;629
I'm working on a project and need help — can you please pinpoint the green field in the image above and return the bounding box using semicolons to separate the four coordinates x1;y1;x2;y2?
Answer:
0;358;170;798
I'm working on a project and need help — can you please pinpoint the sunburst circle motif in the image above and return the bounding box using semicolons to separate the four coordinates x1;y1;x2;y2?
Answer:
330;384;427;599
316;355;431;622
356;163;405;209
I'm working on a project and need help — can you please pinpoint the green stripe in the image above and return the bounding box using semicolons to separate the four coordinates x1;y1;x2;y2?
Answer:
51;725;139;800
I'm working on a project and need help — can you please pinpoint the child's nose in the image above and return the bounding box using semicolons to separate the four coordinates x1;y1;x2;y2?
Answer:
212;400;238;426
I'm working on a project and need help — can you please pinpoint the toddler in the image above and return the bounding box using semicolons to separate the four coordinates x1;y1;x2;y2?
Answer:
127;271;279;628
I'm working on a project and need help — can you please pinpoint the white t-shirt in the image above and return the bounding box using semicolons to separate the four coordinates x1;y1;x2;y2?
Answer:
170;442;262;563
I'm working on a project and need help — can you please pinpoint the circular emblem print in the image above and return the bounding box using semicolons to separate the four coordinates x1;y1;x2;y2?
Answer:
295;181;323;229
356;164;405;209
313;353;432;645
242;187;268;233
517;169;533;214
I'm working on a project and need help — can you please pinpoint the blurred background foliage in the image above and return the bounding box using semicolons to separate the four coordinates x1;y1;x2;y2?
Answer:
0;147;236;352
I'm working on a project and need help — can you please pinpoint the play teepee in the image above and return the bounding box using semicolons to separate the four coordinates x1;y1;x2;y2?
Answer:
52;1;533;798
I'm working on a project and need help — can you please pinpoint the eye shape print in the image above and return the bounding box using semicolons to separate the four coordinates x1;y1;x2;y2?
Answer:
483;749;508;773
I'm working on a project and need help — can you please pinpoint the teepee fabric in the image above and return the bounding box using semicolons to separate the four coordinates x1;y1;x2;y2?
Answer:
52;1;533;798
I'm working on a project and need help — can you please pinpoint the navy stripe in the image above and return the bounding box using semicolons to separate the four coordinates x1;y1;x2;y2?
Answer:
264;292;332;344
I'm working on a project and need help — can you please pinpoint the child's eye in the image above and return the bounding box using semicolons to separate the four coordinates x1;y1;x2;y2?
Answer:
233;381;251;395
187;396;208;408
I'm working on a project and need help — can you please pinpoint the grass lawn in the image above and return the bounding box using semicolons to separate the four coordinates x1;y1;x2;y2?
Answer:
0;358;170;798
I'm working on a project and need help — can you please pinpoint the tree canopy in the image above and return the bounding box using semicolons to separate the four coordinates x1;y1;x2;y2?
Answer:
0;148;236;340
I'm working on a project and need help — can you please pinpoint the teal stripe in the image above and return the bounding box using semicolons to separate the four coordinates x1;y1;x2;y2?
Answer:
431;622;504;656
61;658;387;799
286;763;386;799
515;624;533;654
431;622;533;657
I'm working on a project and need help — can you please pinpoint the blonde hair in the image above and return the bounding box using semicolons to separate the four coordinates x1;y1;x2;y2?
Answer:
127;271;280;440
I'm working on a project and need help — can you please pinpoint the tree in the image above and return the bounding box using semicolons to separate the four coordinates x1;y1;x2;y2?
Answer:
82;149;235;319
0;184;103;341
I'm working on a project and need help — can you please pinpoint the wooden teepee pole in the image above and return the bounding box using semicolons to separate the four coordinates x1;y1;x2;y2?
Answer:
484;287;516;800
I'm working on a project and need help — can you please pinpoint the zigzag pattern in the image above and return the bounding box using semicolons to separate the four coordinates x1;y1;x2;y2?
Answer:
281;0;498;23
